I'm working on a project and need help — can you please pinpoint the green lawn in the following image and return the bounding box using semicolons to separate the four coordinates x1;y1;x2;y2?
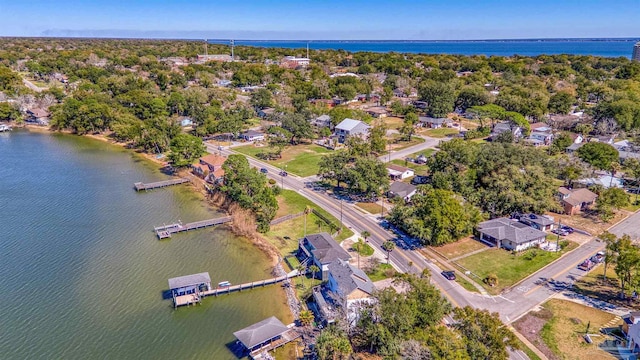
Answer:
424;128;459;138
352;240;374;256
391;159;429;174
355;202;383;214
366;263;396;282
457;241;578;294
234;143;331;177
265;190;354;256
388;135;425;151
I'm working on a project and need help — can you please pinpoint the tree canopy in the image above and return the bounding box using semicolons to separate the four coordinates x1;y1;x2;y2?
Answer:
576;142;619;170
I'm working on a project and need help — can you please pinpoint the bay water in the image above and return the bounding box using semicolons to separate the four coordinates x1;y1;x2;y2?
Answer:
0;130;291;359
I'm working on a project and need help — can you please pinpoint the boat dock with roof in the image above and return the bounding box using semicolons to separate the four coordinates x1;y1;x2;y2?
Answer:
154;216;232;239
233;316;301;359
167;270;302;308
134;177;190;191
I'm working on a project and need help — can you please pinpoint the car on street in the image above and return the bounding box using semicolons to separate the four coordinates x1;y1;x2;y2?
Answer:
560;225;574;234
260;168;268;174
552;228;568;236
591;251;605;263
578;259;595;271
279;171;288;177
441;271;456;280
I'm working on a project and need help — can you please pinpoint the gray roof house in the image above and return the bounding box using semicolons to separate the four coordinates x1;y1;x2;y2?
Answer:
518;214;555;232
388;182;418;202
334;118;370;143
326;260;376;325
311;114;332;128
233;316;299;354
298;233;351;280
490;122;522;140
477;218;547;251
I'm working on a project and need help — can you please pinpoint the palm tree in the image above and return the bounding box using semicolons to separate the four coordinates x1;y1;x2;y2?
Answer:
303;206;311;236
315;218;324;231
297;263;307;288
361;230;370;243
610;161;621;188
382;240;395;264
298;309;314;327
309;264;320;281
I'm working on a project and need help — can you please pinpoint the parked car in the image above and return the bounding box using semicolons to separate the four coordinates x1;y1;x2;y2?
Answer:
415;155;428;164
279;171;288;177
560;225;574;234
441;271;456;280
260;168;268;174
591;251;605;264
578;259;595;271
552;229;568;236
405;157;414;163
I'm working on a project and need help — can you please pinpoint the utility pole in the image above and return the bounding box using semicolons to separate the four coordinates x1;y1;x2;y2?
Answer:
556;219;561;252
340;198;343;232
204;39;208;56
306;42;309;59
230;39;235;61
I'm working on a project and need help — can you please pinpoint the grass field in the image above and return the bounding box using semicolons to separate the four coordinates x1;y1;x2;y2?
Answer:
391;159;429;174
457;241;578;294
355;202;383;214
382;116;405;130
388;135;425;151
424;128;459;138
432;237;488;259
541;299;618;360
352;240;374;256
366;263;396;282
234;143;331;177
265;190;354;256
572;263;640;309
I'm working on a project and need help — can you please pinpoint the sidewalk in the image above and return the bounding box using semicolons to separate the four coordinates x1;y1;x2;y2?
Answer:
509;326;549;360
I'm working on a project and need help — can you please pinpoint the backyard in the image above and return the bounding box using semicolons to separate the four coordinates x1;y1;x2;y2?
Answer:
234;143;331;177
265;190;354;256
456;241;578;294
513;299;620;360
431;237;488;260
422;127;459;138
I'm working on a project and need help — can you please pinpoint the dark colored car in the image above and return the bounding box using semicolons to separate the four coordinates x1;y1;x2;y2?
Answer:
441;271;456;280
279;171;288;177
260;168;268;174
560;225;574;234
578;259;595;271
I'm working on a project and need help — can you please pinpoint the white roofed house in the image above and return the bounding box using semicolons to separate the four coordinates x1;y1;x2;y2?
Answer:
386;164;414;180
310;114;332;129
333;118;370;143
419;116;451;129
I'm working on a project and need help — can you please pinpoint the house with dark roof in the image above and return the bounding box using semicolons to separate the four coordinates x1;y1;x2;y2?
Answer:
388;181;417;202
490;122;522;140
333;118;370;143
257;107;276;119
326;260;375;325
310;114;332;128
558;187;598;215
518;214;555;232
298;233;351;280
365;106;388;118
26;108;50;125
477;218;547;251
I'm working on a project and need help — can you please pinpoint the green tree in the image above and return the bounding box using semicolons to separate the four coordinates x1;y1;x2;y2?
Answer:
309;264;320;280
614;235;640;298
452;307;519;360
167;134;206;168
382;240;395;264
548;91;574;114
0;102;20;122
597;187;630;221
250;88;273;109
399;112;418;141
577;142;619;170
368;121;387;154
598;231;619;283
299;309;314;327
549;132;573;155
316;325;352;360
280;113;314;144
456;85;490;112
419;80;456;118
625;158;640;203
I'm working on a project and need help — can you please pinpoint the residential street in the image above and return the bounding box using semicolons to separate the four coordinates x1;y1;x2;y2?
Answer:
211;143;623;321
609;210;640;240
377;134;444;162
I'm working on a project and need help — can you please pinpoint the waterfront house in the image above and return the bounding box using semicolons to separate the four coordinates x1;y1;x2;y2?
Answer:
334;118;370;143
26;108;50;125
557;187;598;215
476;218;547;251
388;182;417;202
386;164;414;180
326;260;375;325
240;130;266;142
192;154;226;183
298;233;351;281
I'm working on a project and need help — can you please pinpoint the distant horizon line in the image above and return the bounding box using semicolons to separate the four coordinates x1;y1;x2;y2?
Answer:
1;35;639;43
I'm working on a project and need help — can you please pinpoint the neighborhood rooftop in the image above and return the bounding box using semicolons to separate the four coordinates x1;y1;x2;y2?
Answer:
335;118;368;131
167;272;211;290
233;316;289;349
478;218;547;245
328;260;375;296
302;233;351;264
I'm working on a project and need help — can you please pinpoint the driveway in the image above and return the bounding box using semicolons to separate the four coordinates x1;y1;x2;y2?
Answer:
609;210;640;241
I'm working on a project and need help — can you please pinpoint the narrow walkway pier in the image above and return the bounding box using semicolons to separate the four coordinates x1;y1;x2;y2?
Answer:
134;177;189;191
154;216;232;239
201;269;302;297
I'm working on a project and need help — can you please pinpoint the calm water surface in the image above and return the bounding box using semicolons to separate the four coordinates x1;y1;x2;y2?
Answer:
0;130;291;359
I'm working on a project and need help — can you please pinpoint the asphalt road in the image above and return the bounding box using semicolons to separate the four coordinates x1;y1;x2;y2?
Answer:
609;210;640;241
377;134;444;162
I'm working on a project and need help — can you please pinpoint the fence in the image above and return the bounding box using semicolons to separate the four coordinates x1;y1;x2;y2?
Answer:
311;209;340;232
270;211;305;226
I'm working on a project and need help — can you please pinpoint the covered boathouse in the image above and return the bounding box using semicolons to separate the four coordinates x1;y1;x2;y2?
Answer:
168;272;211;308
233;316;301;359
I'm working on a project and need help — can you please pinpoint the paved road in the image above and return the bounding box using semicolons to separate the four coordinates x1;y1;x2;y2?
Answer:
609;210;640;241
378;135;444;162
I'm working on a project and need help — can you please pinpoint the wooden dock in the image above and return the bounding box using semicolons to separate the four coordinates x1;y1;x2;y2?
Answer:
154;216;232;239
201;269;302;298
250;328;301;359
134;177;190;191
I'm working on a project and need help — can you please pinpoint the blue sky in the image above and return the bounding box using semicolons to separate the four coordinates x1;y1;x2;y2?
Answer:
0;0;638;40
